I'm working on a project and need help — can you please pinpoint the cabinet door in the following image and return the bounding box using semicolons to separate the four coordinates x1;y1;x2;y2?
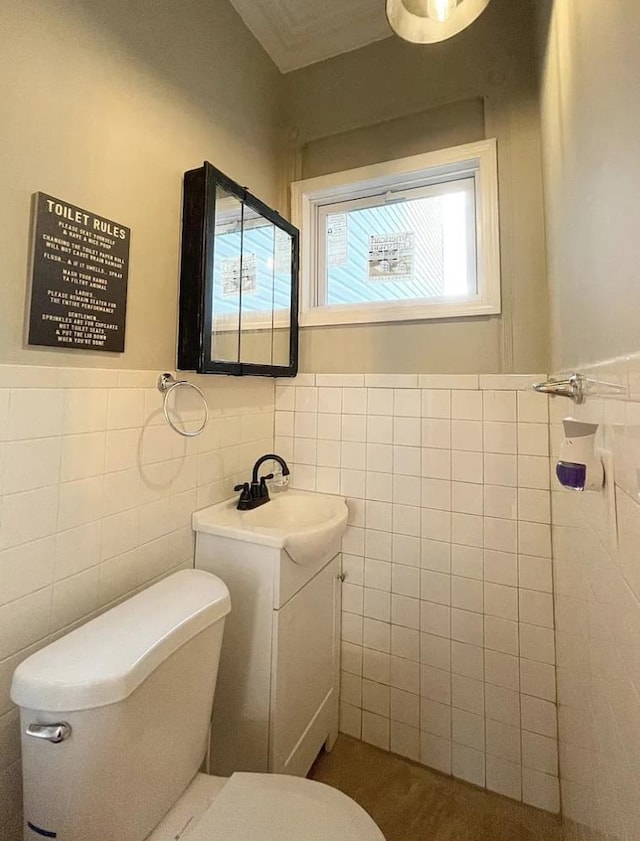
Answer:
269;556;340;776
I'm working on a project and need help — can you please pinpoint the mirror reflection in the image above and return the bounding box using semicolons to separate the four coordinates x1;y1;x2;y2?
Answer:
211;198;294;368
211;187;243;363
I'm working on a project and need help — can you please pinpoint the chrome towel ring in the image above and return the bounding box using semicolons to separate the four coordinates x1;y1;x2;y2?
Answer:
157;372;209;437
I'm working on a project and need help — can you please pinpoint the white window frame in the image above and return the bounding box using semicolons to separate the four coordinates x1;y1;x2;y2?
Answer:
291;139;501;327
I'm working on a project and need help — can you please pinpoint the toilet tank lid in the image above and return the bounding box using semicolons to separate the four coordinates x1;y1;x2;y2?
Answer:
10;570;231;713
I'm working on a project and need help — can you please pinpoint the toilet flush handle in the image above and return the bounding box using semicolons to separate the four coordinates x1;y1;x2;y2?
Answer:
26;722;72;743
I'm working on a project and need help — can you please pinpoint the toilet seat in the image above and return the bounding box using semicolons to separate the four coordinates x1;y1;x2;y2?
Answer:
189;772;385;841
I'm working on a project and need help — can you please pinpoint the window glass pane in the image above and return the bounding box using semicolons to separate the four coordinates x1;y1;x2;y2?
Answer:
323;178;476;308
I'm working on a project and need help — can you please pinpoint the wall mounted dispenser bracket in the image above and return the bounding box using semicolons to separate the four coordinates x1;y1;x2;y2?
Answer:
534;374;585;404
556;418;604;491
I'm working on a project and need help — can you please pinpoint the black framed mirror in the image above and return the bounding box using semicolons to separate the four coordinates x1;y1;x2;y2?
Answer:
178;163;299;376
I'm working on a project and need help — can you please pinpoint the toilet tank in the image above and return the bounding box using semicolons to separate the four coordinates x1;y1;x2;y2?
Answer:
10;570;231;841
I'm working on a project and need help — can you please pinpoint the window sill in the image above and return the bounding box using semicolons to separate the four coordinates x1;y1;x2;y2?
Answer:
300;298;501;327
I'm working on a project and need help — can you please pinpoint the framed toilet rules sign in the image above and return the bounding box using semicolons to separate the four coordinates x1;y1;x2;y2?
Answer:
27;192;131;352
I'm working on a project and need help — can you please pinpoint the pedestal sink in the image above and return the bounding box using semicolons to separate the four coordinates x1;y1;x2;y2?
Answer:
192;488;349;566
191;488;348;779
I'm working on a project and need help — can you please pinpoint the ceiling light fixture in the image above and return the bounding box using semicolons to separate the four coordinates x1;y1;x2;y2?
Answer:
386;0;492;44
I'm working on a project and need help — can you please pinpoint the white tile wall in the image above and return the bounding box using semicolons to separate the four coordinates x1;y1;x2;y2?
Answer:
277;372;559;812
551;354;640;841
0;365;274;836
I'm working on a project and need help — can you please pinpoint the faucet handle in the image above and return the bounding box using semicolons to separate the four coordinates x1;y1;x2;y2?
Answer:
258;474;274;499
234;482;253;510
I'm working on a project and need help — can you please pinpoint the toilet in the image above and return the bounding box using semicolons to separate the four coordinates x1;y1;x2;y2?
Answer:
10;570;384;841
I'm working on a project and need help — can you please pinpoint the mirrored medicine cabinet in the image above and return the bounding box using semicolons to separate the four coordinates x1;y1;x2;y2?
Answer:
177;163;299;377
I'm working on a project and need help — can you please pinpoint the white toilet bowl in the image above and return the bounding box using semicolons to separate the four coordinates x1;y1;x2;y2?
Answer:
11;570;384;841
150;771;383;841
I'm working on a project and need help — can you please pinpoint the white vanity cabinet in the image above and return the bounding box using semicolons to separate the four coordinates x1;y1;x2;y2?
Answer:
192;491;346;778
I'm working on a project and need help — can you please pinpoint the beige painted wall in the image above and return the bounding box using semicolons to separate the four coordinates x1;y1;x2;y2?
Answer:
301;97;486;179
284;0;549;374
1;0;550;377
537;0;640;371
0;0;283;370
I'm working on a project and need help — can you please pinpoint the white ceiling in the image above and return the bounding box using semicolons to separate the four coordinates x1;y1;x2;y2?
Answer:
229;0;393;74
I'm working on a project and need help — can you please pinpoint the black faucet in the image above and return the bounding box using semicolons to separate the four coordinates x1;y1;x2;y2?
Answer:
234;454;290;511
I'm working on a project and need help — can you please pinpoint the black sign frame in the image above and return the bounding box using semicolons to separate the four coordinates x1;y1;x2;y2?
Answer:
27;192;130;353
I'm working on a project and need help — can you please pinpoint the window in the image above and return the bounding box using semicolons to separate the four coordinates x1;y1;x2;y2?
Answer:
291;139;500;326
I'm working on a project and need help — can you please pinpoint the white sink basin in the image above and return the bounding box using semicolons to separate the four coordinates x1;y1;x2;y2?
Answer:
192;489;349;566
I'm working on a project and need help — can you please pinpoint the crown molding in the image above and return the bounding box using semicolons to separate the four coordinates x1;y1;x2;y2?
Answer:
229;0;393;73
